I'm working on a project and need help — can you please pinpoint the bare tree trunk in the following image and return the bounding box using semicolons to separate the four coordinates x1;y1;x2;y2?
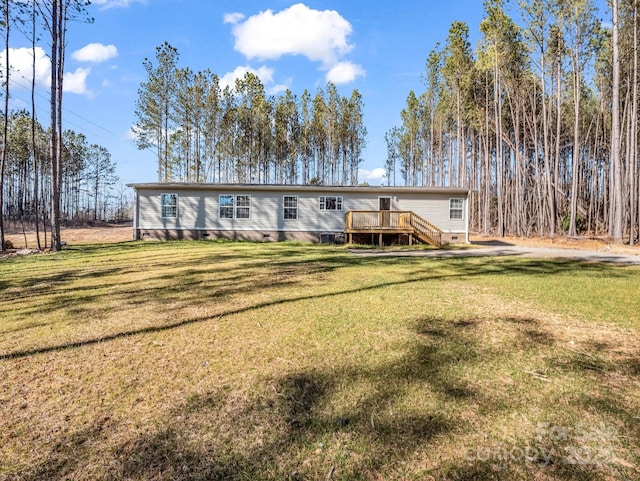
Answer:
0;0;9;252
48;0;63;252
568;61;581;237
540;51;556;236
636;0;640;244
483;72;491;234
31;1;41;250
611;0;624;243
438;118;443;186
631;0;639;244
494;63;504;237
456;88;462;188
554;51;562;232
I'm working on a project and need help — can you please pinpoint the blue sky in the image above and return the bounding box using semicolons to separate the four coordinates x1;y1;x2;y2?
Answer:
5;0;610;186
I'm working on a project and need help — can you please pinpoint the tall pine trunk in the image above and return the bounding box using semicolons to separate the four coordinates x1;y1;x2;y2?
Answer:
631;0;639;244
611;0;623;242
0;0;9;252
31;1;41;250
541;50;556;236
49;0;63;252
494;55;504;237
568;62;581;237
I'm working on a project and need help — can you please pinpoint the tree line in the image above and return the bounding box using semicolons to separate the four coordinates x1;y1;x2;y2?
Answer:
2;109;121;237
386;0;639;244
0;0;123;252
134;42;367;186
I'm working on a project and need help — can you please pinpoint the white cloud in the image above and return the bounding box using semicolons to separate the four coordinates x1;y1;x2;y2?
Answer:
127;127;141;142
219;65;275;91
229;3;353;67
268;83;290;95
223;12;245;25
0;47;50;89
72;43;118;63
326;61;365;85
91;0;146;11
359;168;386;184
64;67;92;95
1;47;93;96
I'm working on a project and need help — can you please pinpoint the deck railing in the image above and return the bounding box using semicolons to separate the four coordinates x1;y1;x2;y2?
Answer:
345;210;412;230
345;210;443;246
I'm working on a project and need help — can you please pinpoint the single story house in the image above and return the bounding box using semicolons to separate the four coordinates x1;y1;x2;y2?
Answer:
127;183;471;246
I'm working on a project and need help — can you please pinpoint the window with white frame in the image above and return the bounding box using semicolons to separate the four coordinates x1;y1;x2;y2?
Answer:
236;195;251;218
449;198;464;220
319;196;342;211
219;194;251;219
283;196;298;220
161;193;177;218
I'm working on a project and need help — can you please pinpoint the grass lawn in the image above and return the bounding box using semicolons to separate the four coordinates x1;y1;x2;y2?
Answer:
0;241;639;480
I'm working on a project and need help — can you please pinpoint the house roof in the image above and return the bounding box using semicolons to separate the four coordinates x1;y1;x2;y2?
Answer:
126;183;472;195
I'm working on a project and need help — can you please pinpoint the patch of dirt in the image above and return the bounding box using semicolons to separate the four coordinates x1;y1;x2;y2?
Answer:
470;234;640;255
4;224;133;250
3;225;639;257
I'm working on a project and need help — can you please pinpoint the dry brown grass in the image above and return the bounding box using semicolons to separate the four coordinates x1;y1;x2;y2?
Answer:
4;224;132;249
0;242;638;480
6;223;640;254
471;233;640;255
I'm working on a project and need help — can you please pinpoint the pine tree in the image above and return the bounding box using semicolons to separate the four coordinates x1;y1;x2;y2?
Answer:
134;42;179;182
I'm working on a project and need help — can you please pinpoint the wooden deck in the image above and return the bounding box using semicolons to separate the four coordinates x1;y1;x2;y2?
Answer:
344;211;443;247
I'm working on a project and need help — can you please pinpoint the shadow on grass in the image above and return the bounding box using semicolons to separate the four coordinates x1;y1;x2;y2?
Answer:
470;239;515;247
18;319;472;480
1;246;635;359
10;311;636;481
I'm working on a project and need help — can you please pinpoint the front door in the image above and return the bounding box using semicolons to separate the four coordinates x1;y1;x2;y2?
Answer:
379;197;391;227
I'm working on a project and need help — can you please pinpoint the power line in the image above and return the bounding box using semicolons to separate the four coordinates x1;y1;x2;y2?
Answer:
4;72;158;160
7;73;123;140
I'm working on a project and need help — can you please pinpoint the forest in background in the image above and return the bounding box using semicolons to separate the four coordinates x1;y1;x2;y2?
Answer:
2;0;639;249
134;42;367;187
0;0;124;252
2;110;123;226
386;0;638;243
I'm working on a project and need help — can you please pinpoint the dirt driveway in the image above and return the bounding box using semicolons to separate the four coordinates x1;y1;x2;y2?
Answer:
351;237;640;265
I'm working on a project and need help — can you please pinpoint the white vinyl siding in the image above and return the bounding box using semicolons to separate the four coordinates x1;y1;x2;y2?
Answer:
397;195;466;232
134;187;468;235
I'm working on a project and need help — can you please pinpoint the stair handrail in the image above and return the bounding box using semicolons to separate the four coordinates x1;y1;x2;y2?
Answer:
409;212;443;247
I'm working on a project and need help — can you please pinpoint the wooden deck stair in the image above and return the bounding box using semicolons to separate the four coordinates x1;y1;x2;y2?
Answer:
409;212;443;247
344;210;443;247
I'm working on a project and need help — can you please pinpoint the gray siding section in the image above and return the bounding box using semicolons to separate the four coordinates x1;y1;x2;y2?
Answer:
139;189;347;232
136;187;467;234
394;193;467;233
